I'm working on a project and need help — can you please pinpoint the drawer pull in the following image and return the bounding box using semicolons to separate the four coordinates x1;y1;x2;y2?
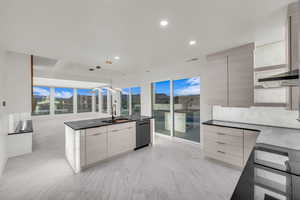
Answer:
216;141;226;145
217;150;226;154
217;132;226;136
111;130;119;132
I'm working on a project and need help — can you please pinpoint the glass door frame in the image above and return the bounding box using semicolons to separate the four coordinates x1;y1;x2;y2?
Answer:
151;77;201;144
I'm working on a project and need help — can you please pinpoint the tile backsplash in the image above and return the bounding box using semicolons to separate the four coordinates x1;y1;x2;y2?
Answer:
213;106;300;129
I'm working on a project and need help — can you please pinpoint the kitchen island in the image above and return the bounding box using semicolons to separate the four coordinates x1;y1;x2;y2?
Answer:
64;116;154;173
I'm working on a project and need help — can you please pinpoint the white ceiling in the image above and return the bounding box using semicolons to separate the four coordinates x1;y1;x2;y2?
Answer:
0;0;296;74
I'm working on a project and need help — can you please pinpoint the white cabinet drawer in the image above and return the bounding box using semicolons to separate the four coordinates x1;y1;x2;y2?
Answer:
204;150;244;167
85;132;107;165
204;130;243;146
108;122;135;132
204;139;243;158
108;127;135;157
203;125;243;137
86;126;107;136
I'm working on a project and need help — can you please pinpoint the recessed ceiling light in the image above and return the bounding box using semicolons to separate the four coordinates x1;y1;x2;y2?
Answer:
189;40;197;45
160;20;168;27
114;56;120;60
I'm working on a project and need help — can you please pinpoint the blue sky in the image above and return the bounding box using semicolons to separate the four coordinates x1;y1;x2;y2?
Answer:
131;87;141;95
154;77;200;96
77;89;93;96
33;86;50;96
55;88;74;99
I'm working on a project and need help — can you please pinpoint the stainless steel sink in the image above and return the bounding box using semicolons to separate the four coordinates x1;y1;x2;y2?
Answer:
102;118;130;123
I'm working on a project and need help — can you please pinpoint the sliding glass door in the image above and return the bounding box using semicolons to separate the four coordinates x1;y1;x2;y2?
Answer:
173;78;200;142
152;80;171;136
152;77;200;142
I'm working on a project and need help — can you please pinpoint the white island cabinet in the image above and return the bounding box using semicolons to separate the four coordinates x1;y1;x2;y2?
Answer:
65;122;136;173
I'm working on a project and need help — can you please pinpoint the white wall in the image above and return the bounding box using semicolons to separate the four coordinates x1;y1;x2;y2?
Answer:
4;51;31;114
32;112;110;138
0;49;8;177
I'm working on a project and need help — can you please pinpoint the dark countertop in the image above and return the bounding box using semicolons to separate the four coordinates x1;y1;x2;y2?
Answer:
202;120;300;150
64;115;153;130
8;120;33;135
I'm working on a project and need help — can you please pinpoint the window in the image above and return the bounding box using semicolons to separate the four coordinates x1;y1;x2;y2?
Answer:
95;89;99;112
32;86;50;115
121;88;130;115
77;89;93;113
54;88;74;114
152;81;171;136
102;88;108;113
173;77;200;142
131;87;141;116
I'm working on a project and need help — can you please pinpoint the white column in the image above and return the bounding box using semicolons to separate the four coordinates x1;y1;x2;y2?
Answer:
74;88;77;114
92;91;95;112
170;80;174;137
99;89;103;113
129;88;132;116
50;87;55;115
107;90;111;114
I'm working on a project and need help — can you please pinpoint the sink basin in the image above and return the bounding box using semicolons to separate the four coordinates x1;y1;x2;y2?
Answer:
102;118;131;123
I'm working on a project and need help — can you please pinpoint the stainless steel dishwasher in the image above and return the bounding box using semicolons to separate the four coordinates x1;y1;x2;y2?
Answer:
135;119;150;150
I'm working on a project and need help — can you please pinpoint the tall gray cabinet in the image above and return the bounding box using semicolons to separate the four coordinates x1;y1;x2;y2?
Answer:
204;43;255;107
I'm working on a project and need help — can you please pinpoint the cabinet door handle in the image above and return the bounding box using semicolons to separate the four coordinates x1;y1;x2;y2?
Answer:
216;141;226;145
111;130;119;132
217;132;226;136
217;150;226;154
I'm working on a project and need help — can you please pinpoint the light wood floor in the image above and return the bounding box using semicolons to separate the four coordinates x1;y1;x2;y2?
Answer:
0;129;240;200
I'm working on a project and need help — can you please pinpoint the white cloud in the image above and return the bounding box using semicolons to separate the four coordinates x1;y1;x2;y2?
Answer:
186;77;200;86
55;91;73;99
176;85;200;96
33;87;50;96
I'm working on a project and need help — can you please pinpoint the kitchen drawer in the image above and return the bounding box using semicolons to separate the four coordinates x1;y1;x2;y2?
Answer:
108;128;134;157
108;122;135;132
85;132;107;165
86;126;107;135
204;139;243;158
204;130;243;146
205;150;244;167
203;125;244;137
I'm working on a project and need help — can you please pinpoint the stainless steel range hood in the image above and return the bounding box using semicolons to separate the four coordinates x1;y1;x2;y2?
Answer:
258;69;299;87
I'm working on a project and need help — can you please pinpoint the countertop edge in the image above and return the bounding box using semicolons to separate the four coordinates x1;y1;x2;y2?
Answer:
202;120;300;132
64;116;153;131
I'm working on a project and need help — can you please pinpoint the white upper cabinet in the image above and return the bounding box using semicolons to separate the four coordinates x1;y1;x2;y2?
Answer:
206;43;255;107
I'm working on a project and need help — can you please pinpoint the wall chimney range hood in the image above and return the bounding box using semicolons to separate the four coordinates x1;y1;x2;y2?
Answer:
258;69;299;87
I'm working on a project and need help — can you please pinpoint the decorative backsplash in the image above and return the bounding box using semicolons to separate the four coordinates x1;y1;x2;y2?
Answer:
213;106;300;129
8;113;31;133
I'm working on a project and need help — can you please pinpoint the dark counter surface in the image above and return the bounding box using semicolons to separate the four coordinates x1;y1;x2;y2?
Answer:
8;120;33;135
64;115;153;130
